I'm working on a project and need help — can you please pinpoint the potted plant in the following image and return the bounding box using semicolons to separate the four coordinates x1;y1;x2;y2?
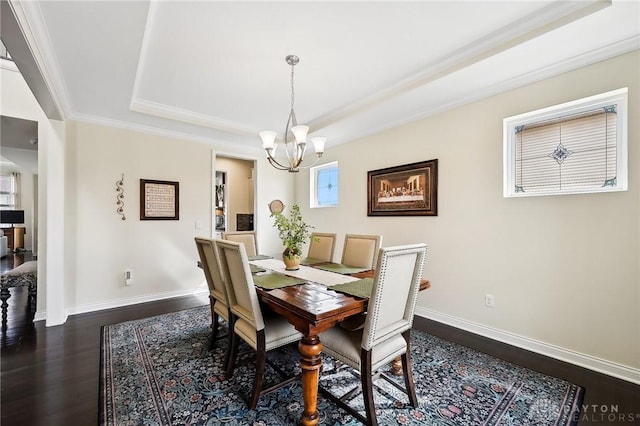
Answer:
271;204;313;270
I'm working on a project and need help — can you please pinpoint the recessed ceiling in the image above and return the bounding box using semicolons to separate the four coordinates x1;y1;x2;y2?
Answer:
9;0;640;152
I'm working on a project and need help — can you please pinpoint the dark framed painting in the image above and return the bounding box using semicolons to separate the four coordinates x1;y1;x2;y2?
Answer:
367;159;438;216
140;179;179;220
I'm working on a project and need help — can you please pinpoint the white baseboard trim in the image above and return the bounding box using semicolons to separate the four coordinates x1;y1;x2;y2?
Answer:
33;286;209;323
416;307;640;386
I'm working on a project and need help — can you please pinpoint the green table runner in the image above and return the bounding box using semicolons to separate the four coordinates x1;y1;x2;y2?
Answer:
252;273;306;290
313;263;371;275
300;257;327;266
331;278;374;299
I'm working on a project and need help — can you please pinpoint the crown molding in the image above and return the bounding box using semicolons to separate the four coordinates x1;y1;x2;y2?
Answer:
71;112;261;155
308;0;611;132
129;1;257;137
130;97;258;137
331;37;639;148
8;0;70;119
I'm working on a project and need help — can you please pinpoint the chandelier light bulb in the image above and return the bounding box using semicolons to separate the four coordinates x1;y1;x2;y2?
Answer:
291;125;309;144
310;136;326;155
259;130;278;151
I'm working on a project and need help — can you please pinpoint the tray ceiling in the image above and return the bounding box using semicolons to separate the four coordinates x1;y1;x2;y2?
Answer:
9;0;640;151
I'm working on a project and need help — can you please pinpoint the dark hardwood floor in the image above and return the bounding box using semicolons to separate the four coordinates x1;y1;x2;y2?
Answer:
1;252;638;425
1;252;206;426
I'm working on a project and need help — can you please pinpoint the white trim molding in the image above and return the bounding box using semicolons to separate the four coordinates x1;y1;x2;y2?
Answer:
416;307;640;385
33;286;208;322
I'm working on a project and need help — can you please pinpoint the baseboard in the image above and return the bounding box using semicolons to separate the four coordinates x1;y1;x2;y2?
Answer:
33;285;209;323
415;307;640;385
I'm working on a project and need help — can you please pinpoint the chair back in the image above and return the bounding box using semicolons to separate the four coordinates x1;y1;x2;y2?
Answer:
215;239;265;331
341;234;383;269
362;244;427;351
307;232;337;262
195;237;226;303
222;231;258;257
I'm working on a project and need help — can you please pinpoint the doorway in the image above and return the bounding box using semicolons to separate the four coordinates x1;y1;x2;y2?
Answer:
214;156;256;238
0;115;38;256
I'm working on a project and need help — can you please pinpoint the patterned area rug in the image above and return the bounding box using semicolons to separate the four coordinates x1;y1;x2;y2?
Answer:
99;306;583;425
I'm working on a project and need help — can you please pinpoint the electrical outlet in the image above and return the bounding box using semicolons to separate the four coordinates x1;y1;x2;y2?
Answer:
125;270;132;286
485;294;495;308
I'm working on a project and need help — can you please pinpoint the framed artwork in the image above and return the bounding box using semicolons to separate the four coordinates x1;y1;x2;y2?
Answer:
367;159;438;216
140;179;179;220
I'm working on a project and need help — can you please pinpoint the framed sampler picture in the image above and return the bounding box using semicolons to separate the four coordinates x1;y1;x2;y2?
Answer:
367;159;438;216
140;179;179;220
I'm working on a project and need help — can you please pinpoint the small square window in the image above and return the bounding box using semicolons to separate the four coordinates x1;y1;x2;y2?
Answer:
503;88;627;197
310;161;338;208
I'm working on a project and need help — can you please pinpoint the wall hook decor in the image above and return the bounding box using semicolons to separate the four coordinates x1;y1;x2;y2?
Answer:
116;174;126;220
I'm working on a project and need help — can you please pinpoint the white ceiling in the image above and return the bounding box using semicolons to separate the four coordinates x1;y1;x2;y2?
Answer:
10;0;640;153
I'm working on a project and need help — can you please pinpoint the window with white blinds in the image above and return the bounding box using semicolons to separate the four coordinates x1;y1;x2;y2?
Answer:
503;88;627;197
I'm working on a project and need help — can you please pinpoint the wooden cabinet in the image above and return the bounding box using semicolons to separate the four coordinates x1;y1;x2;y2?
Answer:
2;227;26;250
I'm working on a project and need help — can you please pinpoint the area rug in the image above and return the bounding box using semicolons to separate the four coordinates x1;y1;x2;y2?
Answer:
99;306;583;425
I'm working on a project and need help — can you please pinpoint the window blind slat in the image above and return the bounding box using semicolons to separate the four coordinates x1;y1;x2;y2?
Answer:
514;108;617;193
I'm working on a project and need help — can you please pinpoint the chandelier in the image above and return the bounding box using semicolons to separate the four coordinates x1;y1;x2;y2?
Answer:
259;55;326;173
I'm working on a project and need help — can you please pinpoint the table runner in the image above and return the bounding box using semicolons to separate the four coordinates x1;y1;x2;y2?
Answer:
330;278;374;299
250;258;360;286
252;272;306;289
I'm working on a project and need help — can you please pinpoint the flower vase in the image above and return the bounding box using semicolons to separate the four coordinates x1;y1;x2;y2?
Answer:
283;250;301;271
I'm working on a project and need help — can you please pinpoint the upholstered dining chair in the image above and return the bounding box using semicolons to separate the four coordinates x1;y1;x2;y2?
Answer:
319;243;427;426
194;237;231;354
214;239;303;409
222;231;258;257
307;232;337;262
340;234;383;270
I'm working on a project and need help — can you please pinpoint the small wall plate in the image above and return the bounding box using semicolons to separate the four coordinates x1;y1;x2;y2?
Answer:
269;199;284;214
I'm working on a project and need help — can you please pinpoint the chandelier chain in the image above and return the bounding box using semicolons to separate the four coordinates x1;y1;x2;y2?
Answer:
290;61;295;112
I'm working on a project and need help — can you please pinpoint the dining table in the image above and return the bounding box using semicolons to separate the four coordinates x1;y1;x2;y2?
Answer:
248;257;430;426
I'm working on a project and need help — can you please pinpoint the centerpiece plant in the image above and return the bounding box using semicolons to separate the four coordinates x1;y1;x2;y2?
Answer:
271;204;313;270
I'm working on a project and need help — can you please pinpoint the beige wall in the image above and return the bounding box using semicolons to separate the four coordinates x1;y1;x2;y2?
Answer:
295;51;640;379
62;122;293;314
65;121;213;310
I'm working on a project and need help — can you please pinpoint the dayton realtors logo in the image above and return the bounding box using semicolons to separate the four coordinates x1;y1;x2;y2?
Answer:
576;405;640;423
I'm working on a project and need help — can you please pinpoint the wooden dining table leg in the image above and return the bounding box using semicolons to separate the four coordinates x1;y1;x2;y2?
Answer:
391;355;404;376
298;334;323;426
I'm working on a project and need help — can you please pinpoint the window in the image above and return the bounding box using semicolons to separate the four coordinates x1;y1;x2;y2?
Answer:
0;174;17;209
310;161;338;208
503;88;627;197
